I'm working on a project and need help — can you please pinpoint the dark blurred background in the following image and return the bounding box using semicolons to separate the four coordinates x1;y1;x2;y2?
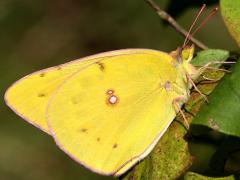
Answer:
0;0;238;180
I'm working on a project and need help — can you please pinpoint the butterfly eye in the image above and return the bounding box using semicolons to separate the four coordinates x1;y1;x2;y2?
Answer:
181;45;195;63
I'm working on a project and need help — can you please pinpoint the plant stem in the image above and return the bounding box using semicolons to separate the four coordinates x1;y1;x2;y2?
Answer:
145;0;208;50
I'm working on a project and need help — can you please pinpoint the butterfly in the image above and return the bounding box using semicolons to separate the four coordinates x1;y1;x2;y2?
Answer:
4;4;219;177
4;45;202;176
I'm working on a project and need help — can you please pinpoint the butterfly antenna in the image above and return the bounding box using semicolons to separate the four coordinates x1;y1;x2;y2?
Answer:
184;6;219;46
183;4;206;48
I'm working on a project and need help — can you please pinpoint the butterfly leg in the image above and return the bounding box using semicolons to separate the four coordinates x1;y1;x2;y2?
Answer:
202;75;219;81
173;97;189;129
199;65;233;83
201;66;231;73
186;73;209;103
197;61;235;75
191;61;235;103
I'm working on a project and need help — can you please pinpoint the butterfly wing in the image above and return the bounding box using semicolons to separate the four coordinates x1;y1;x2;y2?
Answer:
4;49;153;133
47;50;185;175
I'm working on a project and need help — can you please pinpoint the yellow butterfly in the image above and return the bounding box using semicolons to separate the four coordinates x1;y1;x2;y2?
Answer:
5;46;201;176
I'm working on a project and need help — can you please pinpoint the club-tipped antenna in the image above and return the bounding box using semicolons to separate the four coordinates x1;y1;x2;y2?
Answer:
184;6;219;47
182;4;206;48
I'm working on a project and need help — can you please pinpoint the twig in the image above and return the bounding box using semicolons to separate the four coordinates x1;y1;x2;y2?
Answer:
145;0;208;50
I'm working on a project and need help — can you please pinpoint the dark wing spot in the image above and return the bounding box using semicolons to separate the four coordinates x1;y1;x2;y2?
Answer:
38;93;46;97
39;73;45;77
97;137;101;141
113;143;118;149
56;66;62;70
79;128;88;133
96;62;105;71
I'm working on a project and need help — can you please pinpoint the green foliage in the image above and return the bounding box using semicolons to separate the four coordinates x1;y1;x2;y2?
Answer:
192;49;229;67
122;121;192;180
192;59;240;137
221;0;240;47
184;172;235;180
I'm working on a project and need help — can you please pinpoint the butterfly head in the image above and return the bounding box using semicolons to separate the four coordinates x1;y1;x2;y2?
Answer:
181;45;200;80
171;44;199;80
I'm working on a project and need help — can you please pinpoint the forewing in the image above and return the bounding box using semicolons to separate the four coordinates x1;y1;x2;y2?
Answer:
47;51;179;175
4;49;154;133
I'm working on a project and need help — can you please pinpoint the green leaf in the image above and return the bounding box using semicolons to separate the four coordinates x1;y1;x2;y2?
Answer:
122;121;193;180
184;172;235;180
209;136;240;173
192;58;240;137
192;49;230;67
220;0;240;47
